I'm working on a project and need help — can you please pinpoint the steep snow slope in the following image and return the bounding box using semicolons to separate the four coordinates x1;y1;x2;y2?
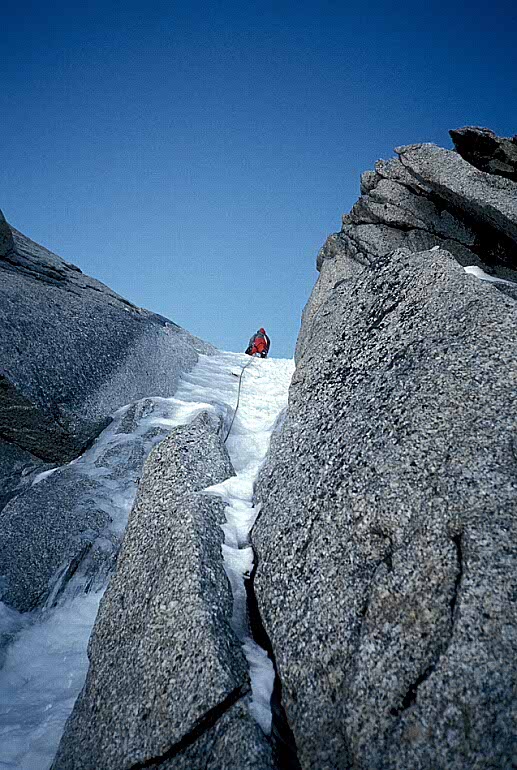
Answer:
0;352;293;770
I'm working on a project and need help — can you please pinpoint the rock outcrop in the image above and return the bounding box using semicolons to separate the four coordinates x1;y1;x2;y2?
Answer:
0;211;218;619
254;129;517;769
53;411;275;770
450;126;517;181
396;143;517;245
298;131;517;361
0;398;175;611
0;209;213;483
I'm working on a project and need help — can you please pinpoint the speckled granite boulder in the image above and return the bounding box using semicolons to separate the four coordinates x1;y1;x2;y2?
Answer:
255;248;516;770
53;411;275;770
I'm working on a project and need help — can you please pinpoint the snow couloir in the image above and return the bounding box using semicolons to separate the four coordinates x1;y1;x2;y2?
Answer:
0;350;293;770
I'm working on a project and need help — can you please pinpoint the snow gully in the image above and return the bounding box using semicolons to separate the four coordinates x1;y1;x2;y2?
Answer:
203;353;294;735
0;351;294;769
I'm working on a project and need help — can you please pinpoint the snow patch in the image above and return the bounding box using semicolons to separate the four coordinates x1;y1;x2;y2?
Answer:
464;265;516;286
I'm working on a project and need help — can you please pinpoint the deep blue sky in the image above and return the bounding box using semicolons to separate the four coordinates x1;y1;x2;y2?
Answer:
2;0;516;357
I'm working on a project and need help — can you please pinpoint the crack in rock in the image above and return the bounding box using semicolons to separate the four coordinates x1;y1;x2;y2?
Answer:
128;686;247;770
390;534;464;718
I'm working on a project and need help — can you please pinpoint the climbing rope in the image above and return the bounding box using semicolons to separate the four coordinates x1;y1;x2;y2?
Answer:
223;358;254;443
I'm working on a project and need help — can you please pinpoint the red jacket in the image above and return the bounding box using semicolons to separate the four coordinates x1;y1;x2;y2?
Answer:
246;328;270;356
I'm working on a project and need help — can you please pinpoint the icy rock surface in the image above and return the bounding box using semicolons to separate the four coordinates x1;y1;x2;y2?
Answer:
53;353;293;770
255;248;517;770
0;397;199;612
0;392;215;769
51;411;260;769
0;352;292;770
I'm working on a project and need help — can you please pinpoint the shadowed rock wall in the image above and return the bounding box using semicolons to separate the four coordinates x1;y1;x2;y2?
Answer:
450;126;517;181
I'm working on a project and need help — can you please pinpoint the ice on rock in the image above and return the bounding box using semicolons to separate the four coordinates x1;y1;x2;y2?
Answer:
31;467;59;486
0;351;294;768
243;639;276;735
202;354;294;737
0;593;103;770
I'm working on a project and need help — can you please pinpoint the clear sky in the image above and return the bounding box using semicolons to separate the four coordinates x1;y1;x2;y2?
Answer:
2;0;516;357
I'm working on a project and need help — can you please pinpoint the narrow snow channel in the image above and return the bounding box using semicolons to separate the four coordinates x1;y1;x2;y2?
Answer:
201;354;294;733
0;351;293;770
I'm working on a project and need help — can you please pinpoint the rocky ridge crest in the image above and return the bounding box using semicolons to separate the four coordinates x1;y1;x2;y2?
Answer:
298;127;517;360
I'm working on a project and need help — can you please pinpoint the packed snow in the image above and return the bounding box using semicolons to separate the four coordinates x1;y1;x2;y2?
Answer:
464;265;517;286
0;351;293;769
205;354;294;733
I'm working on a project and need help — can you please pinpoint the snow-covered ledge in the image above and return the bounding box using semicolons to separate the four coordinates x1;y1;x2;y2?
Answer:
464;265;516;286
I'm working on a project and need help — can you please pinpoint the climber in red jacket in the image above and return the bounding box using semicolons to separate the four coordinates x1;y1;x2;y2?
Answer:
245;328;270;358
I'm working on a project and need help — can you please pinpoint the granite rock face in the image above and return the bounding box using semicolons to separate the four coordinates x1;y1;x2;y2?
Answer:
396;142;517;245
450;126;517;181
53;411;275;770
256;129;517;770
0;210;214;474
299;129;517;361
0;439;49;514
0;398;174;611
255;249;516;770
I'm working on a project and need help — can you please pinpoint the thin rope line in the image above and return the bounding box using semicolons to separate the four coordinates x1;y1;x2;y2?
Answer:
223;358;254;443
